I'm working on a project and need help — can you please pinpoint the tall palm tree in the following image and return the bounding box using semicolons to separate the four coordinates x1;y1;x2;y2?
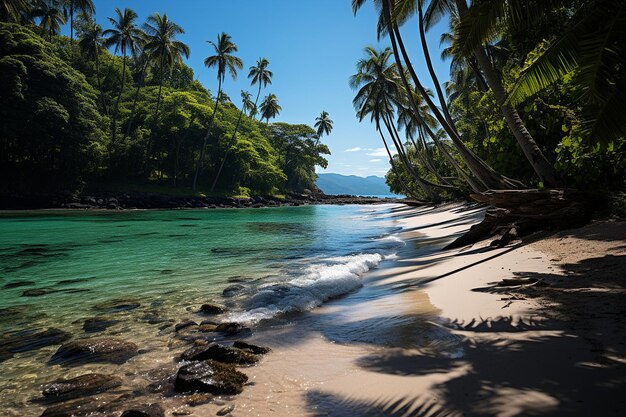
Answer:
210;89;254;192
77;17;107;114
123;49;151;139
314;111;334;144
0;0;31;22
63;0;94;47
192;32;242;192
143;13;190;124
248;58;273;119
33;0;66;41
259;93;281;124
103;7;143;146
241;90;255;117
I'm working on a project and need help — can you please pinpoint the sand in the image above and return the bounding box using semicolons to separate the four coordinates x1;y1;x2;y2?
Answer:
223;203;626;417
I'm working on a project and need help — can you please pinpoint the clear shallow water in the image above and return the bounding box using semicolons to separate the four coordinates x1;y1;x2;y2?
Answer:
0;204;404;415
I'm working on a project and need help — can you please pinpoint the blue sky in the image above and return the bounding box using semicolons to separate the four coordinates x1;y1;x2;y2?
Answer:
80;0;451;178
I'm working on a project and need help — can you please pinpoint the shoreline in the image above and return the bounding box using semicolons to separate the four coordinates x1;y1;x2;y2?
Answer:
223;202;625;416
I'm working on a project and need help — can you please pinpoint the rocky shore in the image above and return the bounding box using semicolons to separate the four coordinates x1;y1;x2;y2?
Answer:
0;192;407;210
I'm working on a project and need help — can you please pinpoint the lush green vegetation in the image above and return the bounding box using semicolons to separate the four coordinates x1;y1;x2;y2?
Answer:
0;1;332;197
351;0;626;202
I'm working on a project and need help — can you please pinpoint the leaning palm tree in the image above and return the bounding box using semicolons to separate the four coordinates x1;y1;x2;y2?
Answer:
143;13;190;124
241;90;255;117
77;17;107;113
33;0;66;41
314;111;334;144
209;90;254;192
0;0;31;22
103;7;143;146
192;32;243;192
63;0;94;47
248;58;273;119
259;93;282;124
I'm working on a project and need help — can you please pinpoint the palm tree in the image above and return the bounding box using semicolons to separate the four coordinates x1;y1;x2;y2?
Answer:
0;0;31;22
63;0;94;47
143;13;190;125
314;111;333;144
77;17;107;114
248;58;273;119
33;0;66;41
259;93;282;124
192;32;242;192
241;90;255;117
210;90;254;192
103;7;143;146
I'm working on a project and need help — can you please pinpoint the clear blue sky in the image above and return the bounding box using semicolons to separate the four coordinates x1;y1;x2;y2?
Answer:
81;0;451;178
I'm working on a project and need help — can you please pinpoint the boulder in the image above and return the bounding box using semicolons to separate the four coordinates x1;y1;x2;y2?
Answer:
174;360;248;395
42;373;122;401
50;338;138;365
199;303;226;315
232;341;271;355
222;284;245;298
120;404;165;417
0;328;71;362
179;343;258;365
215;322;251;336
82;317;119;333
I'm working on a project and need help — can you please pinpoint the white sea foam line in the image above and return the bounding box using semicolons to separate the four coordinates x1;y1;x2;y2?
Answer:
227;252;395;324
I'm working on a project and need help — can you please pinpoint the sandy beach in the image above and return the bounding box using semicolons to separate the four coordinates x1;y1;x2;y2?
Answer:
222;203;626;417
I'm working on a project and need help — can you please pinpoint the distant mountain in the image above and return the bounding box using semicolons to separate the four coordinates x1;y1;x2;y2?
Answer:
316;173;401;196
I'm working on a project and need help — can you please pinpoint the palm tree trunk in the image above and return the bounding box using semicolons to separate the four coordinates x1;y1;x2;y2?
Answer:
94;46;108;115
124;61;148;140
154;52;166;122
378;127;418;199
69;1;74;48
192;78;222;192
252;83;262;120
454;0;558;188
210;103;247;192
111;51;127;150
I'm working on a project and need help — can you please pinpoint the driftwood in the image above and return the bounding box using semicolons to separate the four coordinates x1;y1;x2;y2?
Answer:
445;189;598;249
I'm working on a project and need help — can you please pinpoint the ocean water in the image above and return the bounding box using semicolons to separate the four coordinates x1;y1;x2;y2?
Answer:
0;204;404;415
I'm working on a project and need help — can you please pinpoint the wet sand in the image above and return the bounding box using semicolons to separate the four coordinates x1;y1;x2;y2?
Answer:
229;203;626;416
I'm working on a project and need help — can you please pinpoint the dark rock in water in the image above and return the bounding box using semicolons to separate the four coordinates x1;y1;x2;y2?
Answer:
83;317;119;333
226;276;248;283
0;328;71;362
22;288;53;297
199;303;226;315
175;320;197;332
120;404;165;417
40;394;127;417
3;280;35;289
216;405;235;416
174;360;248;395
42;373;122;401
93;299;141;312
215;322;251;336
222;284;245;298
179;343;258;365
233;341;271;355
50;338;139;365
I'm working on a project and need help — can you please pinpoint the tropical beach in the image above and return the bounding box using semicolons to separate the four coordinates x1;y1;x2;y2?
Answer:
1;0;626;416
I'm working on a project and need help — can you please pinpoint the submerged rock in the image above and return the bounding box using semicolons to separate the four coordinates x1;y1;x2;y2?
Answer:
215;322;251;336
42;373;122;401
22;288;54;297
3;280;35;289
0;328;71;362
175;320;197;332
222;284;246;298
216;405;235;416
199;303;226;315
120;404;165;417
82;317;120;333
50;338;139;365
174;360;248;395
179;343;258;365
232;341;271;355
93;299;141;312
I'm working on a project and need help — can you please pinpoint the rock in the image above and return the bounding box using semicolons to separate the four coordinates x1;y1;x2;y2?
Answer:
199;303;226;315
174;360;248;395
222;284;245;298
0;328;71;362
42;373;122;401
180;343;258;365
93;299;141;312
215;322;251;336
83;317;119;333
21;288;53;297
232;341;271;355
175;320;197;332
3;280;35;289
184;393;213;406
50;338;139;365
120;404;165;417
217;405;235;416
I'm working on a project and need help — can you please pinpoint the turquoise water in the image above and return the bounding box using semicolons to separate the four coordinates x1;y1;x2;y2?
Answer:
0;204;403;415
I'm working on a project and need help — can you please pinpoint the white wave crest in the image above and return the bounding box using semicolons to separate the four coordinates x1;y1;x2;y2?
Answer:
228;253;387;324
